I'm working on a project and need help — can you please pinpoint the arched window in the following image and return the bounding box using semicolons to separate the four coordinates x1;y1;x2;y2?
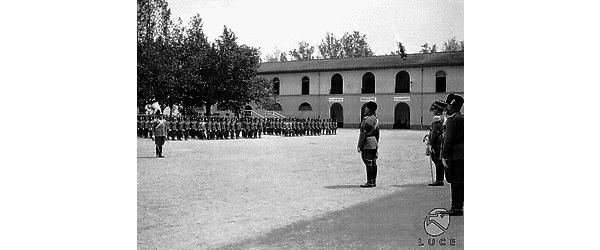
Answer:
273;77;280;95
302;76;309;95
330;74;343;94
268;103;282;111
435;71;446;93
299;102;312;111
361;72;375;94
395;71;410;93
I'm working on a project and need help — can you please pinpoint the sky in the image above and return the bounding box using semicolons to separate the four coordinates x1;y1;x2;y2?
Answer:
165;0;463;59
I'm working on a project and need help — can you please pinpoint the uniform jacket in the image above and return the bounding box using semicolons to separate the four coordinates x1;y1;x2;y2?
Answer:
428;115;445;150
152;119;167;137
357;115;380;150
441;112;464;160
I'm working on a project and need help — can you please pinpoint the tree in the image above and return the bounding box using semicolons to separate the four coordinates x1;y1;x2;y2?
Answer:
178;14;211;114
289;41;315;61
137;0;176;112
420;43;437;54
264;48;286;62
318;32;344;59
443;37;464;52
278;52;288;62
138;3;275;116
317;31;373;59
202;26;276;115
340;31;374;58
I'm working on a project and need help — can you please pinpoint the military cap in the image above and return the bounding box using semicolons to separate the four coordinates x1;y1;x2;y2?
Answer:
365;101;377;112
445;93;464;109
430;100;447;111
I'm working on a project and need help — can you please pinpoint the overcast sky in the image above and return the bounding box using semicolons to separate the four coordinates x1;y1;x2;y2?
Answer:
165;0;463;59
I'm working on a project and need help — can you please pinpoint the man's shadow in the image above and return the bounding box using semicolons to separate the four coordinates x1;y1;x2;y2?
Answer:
325;183;428;189
324;184;362;189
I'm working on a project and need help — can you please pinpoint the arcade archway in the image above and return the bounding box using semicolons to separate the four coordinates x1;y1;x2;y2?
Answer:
330;103;344;128
394;102;410;129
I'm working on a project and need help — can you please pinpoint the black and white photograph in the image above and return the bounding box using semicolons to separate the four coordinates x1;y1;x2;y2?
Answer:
137;0;463;249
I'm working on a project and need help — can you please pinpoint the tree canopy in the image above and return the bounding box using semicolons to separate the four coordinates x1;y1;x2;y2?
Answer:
137;0;275;115
318;31;373;59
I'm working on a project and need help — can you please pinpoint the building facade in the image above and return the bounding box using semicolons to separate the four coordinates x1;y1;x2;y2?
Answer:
255;51;464;129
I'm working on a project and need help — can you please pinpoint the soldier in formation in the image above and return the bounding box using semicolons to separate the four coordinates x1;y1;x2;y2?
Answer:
139;115;339;141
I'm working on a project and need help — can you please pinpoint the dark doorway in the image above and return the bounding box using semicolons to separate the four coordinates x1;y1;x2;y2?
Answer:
393;102;410;129
330;103;344;128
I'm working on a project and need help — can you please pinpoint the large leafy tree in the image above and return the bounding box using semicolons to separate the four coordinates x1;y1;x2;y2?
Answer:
340;31;374;58
137;0;176;113
318;32;343;59
202;27;275;115
318;31;373;59
289;41;315;61
138;1;275;116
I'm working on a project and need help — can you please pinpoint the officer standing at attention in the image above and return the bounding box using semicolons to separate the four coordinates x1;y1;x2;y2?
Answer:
234;118;240;139
152;111;167;158
183;116;190;141
205;117;211;140
441;93;464;216
427;100;448;186
190;116;197;139
357;101;380;188
199;117;207;140
137;116;142;138
169;117;176;140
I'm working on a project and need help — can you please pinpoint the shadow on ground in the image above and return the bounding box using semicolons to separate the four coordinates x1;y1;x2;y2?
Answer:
215;183;463;250
324;185;364;189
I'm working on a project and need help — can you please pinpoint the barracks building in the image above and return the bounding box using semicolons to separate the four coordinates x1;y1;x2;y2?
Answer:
254;51;464;129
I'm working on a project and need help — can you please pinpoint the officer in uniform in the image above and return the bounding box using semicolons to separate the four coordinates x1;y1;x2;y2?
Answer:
137;116;142;137
222;118;228;139
169;117;176;140
183;116;190;140
257;118;263;138
427;100;448;187
235;118;242;139
226;118;231;139
357;101;380;188
173;117;180;140
140;117;147;138
202;118;208;140
213;117;218;140
152;111;167;158
333;118;338;135
205;118;212;140
190;117;197;139
441;93;464;216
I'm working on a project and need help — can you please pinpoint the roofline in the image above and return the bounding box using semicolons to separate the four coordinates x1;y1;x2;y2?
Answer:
257;51;464;74
257;62;463;75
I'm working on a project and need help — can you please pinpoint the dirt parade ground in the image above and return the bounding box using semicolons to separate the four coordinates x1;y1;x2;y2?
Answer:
137;128;464;249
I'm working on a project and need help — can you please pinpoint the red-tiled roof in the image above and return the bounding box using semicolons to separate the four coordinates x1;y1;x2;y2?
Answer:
257;51;463;74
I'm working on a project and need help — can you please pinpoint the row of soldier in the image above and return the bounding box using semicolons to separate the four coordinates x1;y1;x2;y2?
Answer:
137;116;338;141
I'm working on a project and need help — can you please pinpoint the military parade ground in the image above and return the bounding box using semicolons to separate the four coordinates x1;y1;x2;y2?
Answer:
137;128;463;249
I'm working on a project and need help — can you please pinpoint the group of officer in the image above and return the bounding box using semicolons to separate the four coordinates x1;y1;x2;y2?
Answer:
137;116;338;141
424;93;464;216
